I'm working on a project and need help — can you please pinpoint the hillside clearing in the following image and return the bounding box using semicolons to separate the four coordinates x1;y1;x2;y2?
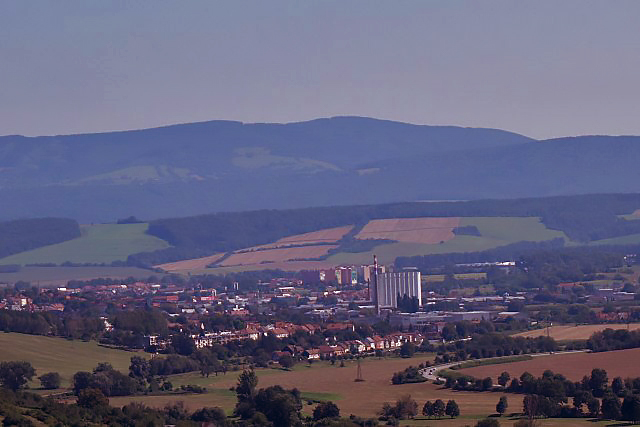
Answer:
355;218;459;244
0;223;170;265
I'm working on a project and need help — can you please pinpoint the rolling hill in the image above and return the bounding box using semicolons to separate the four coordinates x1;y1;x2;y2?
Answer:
7;116;639;222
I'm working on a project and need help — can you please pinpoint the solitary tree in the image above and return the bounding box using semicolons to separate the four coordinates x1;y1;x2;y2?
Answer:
445;400;460;418
400;342;416;358
279;354;295;370
313;401;340;420
0;361;35;391
496;396;508;416
433;399;446;419
422;401;434;418
38;372;61;390
498;372;511;387
235;369;258;403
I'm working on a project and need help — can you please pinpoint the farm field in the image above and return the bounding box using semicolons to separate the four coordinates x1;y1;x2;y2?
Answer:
246;226;354;251
327;216;570;266
0;223;170;265
156;252;226;272
588;232;640;246
355;218;460;244
461;348;640;382
113;355;499;417
219;245;338;267
146;216;573;274
513;324;640;340
0;332;147;388
0;266;163;287
113;356;613;426
184;260;339;275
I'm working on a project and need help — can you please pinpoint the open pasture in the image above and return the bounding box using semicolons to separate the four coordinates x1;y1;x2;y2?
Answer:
513;324;640;341
0;223;170;266
219;245;337;267
461;348;640;382
0;332;146;388
355;218;460;244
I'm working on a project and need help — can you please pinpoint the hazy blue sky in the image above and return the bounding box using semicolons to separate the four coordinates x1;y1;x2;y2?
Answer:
1;1;639;139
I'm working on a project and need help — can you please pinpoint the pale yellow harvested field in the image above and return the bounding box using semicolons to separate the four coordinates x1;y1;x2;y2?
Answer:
462;348;640;382
245;226;354;251
514;324;640;341
155;253;225;271
355;217;460;244
220;245;338;267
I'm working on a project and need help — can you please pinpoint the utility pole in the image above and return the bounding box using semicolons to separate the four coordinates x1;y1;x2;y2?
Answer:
355;357;364;382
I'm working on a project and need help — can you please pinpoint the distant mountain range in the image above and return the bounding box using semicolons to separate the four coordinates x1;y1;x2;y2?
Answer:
1;116;639;222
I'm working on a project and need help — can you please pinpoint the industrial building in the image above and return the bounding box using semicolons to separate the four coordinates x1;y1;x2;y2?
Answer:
375;269;422;308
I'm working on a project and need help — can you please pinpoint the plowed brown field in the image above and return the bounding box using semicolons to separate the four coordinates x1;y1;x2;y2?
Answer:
245;226;353;251
355;217;460;244
220;245;337;267
514;324;640;341
461;348;640;382
154;253;225;272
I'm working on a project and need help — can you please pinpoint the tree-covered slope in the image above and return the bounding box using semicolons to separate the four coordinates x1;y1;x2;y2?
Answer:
0;218;80;259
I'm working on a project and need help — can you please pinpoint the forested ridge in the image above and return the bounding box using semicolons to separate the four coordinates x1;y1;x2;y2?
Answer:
0;218;80;259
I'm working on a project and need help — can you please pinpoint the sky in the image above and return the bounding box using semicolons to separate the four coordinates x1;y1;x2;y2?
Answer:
1;1;639;140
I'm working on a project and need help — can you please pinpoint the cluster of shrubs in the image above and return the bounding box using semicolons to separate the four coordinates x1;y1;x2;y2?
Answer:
391;365;427;385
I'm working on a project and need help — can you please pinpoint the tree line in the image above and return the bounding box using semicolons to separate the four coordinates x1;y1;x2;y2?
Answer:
587;328;640;352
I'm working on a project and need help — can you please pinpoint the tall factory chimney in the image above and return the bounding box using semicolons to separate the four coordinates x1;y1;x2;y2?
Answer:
373;255;380;316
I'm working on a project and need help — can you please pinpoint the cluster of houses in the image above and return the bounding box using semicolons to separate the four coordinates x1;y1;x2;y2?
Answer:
275;331;424;361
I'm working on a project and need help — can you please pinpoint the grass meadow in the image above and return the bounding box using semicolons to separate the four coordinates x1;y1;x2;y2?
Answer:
0;223;170;266
0;332;148;388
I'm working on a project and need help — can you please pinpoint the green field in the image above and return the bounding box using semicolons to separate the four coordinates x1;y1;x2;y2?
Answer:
0;332;146;388
0;223;170;265
327;216;570;265
588;232;640;246
0;266;164;287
